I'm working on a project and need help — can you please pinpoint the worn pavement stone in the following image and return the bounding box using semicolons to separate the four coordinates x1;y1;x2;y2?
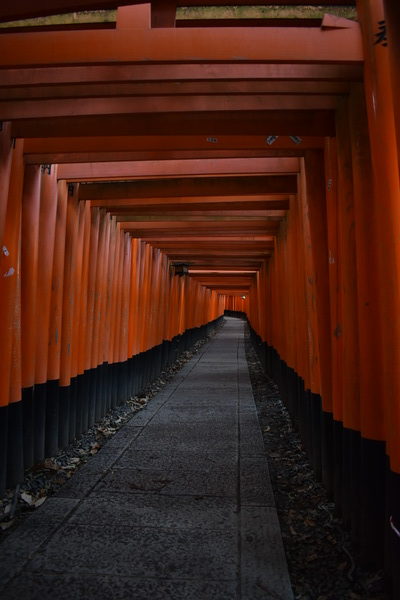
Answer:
0;317;293;599
1;573;237;600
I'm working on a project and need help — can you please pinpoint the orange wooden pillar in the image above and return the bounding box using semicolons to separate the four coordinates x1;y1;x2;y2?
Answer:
46;177;67;455
165;265;174;345
146;247;158;377
137;241;151;387
145;244;155;351
91;209;108;419
98;214;112;413
159;253;170;368
297;157;323;476
33;165;58;462
347;82;388;562
20;165;41;470
119;231;132;401
169;268;180;356
70;191;90;439
59;185;80;445
185;273;192;335
383;0;400;169
357;0;400;585
106;216;119;408
0;122;13;250
178;273;186;336
77;201;91;431
109;221;122;405
84;206;100;426
128;239;139;356
293;194;309;443
381;3;400;591
0;140;24;490
71;196;88;433
138;242;151;355
323;137;341;497
335;100;362;533
304;151;332;475
151;248;164;376
128;237;141;395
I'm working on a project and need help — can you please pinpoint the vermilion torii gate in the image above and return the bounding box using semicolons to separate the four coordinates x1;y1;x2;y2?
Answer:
0;1;399;596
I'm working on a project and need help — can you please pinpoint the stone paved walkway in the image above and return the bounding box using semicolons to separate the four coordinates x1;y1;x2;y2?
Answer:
0;317;293;599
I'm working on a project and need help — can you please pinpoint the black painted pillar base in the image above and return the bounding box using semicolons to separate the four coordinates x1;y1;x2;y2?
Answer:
359;438;386;567
310;392;322;481
7;401;24;487
33;382;47;462
298;388;310;457
386;467;400;599
22;386;35;469
75;373;84;437
95;365;105;421
69;376;78;443
342;428;361;543
321;410;334;497
88;367;97;427
126;357;134;399
58;385;70;449
332;419;344;516
45;379;59;457
110;363;119;409
0;404;8;495
105;362;112;410
117;361;128;407
79;371;89;434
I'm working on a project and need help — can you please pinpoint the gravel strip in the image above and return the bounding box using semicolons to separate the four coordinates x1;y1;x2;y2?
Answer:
244;327;385;600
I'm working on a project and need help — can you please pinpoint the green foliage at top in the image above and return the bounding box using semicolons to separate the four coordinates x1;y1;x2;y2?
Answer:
176;6;357;20
0;10;116;28
0;6;357;29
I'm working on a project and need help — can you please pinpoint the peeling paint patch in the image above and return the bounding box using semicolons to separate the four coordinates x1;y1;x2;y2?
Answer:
2;245;9;256
3;267;15;278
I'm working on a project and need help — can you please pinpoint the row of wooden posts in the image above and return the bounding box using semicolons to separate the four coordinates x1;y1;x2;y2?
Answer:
0;143;225;494
244;77;400;595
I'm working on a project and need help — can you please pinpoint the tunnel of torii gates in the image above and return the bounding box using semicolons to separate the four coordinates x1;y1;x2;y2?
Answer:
0;0;399;593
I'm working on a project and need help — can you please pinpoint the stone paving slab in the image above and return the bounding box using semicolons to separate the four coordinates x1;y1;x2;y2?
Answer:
114;446;238;471
133;420;237;443
164;396;238;408
241;457;276;507
70;494;237;530
241;507;294;600
96;466;238;498
1;573;238;600
150;409;238;425
28;523;238;581
0;316;293;600
55;453;120;499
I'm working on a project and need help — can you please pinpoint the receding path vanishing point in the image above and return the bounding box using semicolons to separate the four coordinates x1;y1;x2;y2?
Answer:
0;316;293;599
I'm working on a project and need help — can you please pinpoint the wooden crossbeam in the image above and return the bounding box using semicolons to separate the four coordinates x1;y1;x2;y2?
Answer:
79;175;297;200
56;157;299;181
0;64;362;88
12;110;335;138
0;26;362;67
